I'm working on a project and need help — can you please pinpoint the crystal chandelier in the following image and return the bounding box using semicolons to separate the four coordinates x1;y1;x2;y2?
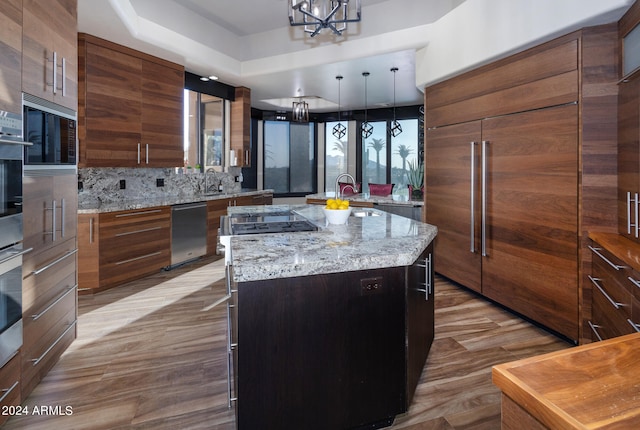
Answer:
361;72;373;139
332;75;346;139
292;98;309;122
389;67;402;137
289;0;362;37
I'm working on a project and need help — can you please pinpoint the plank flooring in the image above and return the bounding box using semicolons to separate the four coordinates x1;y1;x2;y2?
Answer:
4;257;571;429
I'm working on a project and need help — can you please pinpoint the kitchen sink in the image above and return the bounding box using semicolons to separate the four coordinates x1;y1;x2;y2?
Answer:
351;209;382;217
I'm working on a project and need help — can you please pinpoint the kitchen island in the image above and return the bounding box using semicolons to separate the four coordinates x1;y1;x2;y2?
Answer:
306;192;424;221
225;205;437;430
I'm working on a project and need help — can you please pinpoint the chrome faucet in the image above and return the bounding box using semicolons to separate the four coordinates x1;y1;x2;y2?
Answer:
335;173;357;199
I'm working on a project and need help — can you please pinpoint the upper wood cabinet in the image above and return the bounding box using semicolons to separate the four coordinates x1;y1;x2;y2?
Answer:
230;86;251;167
0;0;22;114
77;33;184;168
22;0;77;111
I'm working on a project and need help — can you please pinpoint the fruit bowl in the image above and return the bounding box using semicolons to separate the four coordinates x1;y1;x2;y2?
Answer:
323;207;352;225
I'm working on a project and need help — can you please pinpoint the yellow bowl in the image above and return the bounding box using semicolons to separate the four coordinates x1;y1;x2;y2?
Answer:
323;207;352;224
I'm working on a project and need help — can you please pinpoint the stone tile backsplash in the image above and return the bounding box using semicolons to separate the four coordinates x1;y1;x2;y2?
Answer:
78;167;241;206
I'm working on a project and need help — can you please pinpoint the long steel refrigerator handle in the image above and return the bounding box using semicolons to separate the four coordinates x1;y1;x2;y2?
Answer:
470;142;477;253
481;140;488;257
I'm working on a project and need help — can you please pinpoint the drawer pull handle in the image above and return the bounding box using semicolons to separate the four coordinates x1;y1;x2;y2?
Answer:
31;285;77;321
588;321;603;341
628;319;640;333
589;275;626;309
115;209;162;218
115;251;162;266
0;380;19;404
30;322;76;367
32;249;78;276
628;277;640;289
589;246;626;271
114;226;162;237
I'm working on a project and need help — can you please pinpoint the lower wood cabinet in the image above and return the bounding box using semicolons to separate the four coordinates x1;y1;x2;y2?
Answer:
0;352;21;426
229;242;434;430
588;233;640;342
78;207;171;293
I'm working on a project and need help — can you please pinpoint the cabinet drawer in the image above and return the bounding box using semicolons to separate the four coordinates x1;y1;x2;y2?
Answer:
591;250;633;320
0;351;21;425
22;238;77;314
591;284;636;340
99;249;170;288
23;286;76;356
21;320;76;399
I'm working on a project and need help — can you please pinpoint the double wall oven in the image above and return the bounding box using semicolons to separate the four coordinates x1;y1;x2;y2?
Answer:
0;110;31;367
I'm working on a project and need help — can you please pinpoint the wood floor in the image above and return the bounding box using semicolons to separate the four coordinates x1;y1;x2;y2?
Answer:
4;256;571;429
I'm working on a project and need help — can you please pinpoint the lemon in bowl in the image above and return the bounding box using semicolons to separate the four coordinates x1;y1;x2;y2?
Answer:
323;199;352;224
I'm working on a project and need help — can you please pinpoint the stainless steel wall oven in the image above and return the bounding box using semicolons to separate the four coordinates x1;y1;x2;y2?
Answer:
0;110;31;367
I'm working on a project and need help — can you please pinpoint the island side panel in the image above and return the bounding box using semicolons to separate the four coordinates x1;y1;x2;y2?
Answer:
235;267;407;430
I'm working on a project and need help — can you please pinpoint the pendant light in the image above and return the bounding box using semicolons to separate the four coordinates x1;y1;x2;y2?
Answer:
332;75;346;139
389;67;402;137
292;97;309;122
361;72;373;139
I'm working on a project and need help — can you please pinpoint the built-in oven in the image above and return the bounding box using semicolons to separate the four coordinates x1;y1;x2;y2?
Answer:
0;109;31;367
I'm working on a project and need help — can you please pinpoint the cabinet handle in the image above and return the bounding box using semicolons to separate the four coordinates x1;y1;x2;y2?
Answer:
226;269;237;408
0;247;33;266
588;321;603;341
89;217;94;244
627;319;640;333
115;251;162;265
470;141;477;253
46;200;57;241
0;381;19;404
146;143;149;164
114;226;162;237
57;56;66;97
32;249;77;276
137;143;141;164
628;276;640;289
589;275;626;309
31;285;77;321
30;322;76;366
589;246;626;271
115;209;162;218
47;51;57;94
61;198;66;239
481;140;488;257
628;192;639;238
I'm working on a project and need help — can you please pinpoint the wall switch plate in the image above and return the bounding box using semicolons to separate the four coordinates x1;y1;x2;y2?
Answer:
156;178;164;187
119;179;126;189
235;176;240;182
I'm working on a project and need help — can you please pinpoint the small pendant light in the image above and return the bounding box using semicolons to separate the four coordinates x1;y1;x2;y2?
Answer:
332;75;346;139
389;67;402;137
361;72;373;139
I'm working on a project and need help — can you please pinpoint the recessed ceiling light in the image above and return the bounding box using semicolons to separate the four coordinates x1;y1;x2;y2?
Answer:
200;76;210;81
209;75;219;81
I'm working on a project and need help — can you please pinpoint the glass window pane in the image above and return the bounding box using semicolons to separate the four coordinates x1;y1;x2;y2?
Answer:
290;123;314;193
202;94;224;169
391;119;419;198
264;121;290;193
362;121;387;188
325;121;349;192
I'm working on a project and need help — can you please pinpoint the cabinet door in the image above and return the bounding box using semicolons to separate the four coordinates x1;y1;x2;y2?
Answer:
425;121;482;292
231;87;251;167
77;213;99;291
618;75;640;242
0;0;22;114
81;41;142;167
142;60;184;167
207;199;230;255
22;0;77;110
482;104;579;340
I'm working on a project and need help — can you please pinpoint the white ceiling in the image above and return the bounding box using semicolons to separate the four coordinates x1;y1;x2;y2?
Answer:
77;0;631;113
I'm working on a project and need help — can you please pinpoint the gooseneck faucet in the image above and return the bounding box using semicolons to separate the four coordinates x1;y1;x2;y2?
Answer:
335;173;357;199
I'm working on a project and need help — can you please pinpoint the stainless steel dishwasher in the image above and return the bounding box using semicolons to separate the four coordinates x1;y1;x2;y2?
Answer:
170;202;208;268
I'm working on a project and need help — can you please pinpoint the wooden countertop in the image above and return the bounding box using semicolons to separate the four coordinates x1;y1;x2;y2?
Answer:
492;333;640;429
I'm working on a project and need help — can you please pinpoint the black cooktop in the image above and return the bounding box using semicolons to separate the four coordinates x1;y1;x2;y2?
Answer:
228;210;318;235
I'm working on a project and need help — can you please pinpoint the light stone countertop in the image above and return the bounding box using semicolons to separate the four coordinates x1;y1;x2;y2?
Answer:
306;192;424;206
77;189;272;214
228;204;437;283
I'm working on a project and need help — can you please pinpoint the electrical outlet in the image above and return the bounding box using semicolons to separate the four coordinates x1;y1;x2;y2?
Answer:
78;181;83;191
234;176;240;182
360;277;384;295
119;179;126;190
156;178;164;187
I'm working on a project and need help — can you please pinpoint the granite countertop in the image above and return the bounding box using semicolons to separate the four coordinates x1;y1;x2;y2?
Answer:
77;189;272;214
228;204;437;283
306;192;424;207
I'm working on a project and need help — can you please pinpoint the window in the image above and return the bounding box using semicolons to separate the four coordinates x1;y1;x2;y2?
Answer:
360;119;419;198
184;89;225;171
325;121;349;192
264;121;316;196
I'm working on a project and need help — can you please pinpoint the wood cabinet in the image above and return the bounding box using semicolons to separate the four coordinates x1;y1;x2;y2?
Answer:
425;25;619;343
77;33;184;168
0;352;21;426
230;87;251;167
77;207;171;293
22;0;77;110
587;232;640;341
230;244;434;429
21;170;78;399
0;0;22;114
